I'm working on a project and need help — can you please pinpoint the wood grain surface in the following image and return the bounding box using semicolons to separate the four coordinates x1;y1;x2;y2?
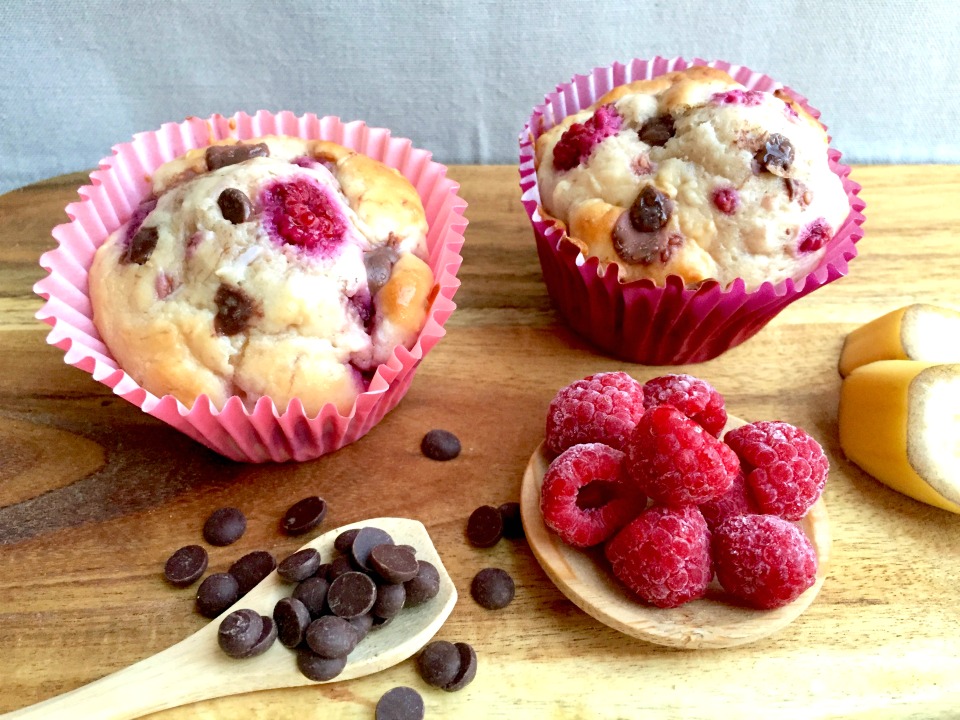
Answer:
1;165;959;719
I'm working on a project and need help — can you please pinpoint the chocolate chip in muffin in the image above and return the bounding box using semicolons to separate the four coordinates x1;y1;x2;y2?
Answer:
638;115;675;147
217;188;253;224
754;133;794;177
628;185;673;233
784;177;813;207
122;225;159;265
364;246;399;298
213;284;255;336
205;142;270;171
613;211;684;266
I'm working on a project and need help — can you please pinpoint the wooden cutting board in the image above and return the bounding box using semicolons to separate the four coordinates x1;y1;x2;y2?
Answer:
1;165;959;718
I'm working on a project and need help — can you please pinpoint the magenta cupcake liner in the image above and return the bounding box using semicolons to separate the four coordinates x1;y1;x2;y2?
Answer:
35;111;467;462
519;57;866;364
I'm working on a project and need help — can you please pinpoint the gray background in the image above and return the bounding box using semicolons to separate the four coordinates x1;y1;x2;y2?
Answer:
1;0;958;194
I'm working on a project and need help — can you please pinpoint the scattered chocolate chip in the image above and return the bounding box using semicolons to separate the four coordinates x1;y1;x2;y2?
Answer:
628;184;673;233
164;545;208;588
498;502;525;539
638;115;675;147
274;597;312;648
297;649;347;681
281;496;328;536
202;507;247;546
240;615;278;658
467;505;504;548
370;544;419;584
327;555;356;582
292;576;330;618
278;548;322;583
351;527;394;572
305;615;360;659
376;686;425;720
205;142;270;171
327;572;378;619
373;582;406;620
613;211;684;265
334;528;360;555
213;284;255;336
416;640;461;689
420;429;461;461
403;560;441;608
348;612;374;640
217;188;253;224
754;133;794;176
122;225;159;265
229;551;277;596
364;246;399;298
196;573;240;618
471;567;515;610
218;608;263;658
444;642;478;692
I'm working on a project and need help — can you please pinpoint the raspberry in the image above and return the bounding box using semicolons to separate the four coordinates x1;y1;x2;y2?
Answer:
540;443;646;548
712;514;817;609
711;89;764;106
262;177;348;254
642;374;727;437
545;372;645;454
625;406;739;506
552;104;622;172
724;421;828;521
604;505;711;608
698;471;759;532
711;187;740;216
797;217;832;253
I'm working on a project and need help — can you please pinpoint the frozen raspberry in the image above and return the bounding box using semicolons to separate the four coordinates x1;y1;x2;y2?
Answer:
262;177;348;254
625;406;739;506
698;471;759;532
711;187;740;216
797;217;832;253
712;514;817;609
724;421;828;521
642;374;727;437
540;443;646;548
552;104;622;172
545;372;645;454
604;505;712;608
711;89;764;106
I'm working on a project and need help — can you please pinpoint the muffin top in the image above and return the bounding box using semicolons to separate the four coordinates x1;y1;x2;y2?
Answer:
534;66;849;289
89;136;433;415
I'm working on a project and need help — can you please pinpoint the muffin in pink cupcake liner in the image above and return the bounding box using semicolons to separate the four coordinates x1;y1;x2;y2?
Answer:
34;111;467;462
519;57;866;364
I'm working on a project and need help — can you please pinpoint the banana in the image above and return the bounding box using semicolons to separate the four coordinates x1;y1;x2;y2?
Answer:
839;304;960;377
838;360;960;514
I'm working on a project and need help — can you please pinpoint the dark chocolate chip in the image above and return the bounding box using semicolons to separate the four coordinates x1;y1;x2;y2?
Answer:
164;545;208;587
292;576;330;618
498;502;525;539
629;184;673;233
784;177;812;206
416;640;461;689
218;608;263;658
373;582;406;620
754;133;794;176
122;225;159;265
240;615;277;658
334;528;360;555
467;505;503;548
196;572;240;618
470;567;515;610
371;614;395;630
397;545;417;556
213;284;255;336
613;210;683;265
638;115;675;147
403;560;441;608
274;597;312;648
348;612;374;640
305;615;360;659
205;142;270;171
350;527;394;572
281;496;328;536
376;686;425;720
420;429;461;461
443;642;478;692
202;507;247;546
364;245;399;298
217;188;253;224
296;648;347;681
229;551;277;596
327;555;356;582
278;548;322;583
327;571;377;619
370;544;419;584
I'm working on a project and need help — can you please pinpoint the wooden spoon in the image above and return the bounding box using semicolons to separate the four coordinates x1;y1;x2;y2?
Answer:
520;416;832;649
3;517;457;719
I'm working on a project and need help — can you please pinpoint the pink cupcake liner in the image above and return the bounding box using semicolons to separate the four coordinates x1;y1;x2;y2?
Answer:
35;111;467;462
519;57;866;364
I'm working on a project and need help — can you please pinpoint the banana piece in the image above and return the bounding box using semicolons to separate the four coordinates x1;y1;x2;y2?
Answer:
839;304;960;377
839;360;960;514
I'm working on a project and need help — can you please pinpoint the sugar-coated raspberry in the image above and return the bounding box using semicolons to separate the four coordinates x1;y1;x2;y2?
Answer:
712;514;817;609
545;372;645;454
552;104;623;172
797;217;832;253
262;177;348;254
604;505;712;608
724;421;828;521
540;443;647;548
698;471;759;531
711;187;740;216
642;374;727;437
625;406;739;506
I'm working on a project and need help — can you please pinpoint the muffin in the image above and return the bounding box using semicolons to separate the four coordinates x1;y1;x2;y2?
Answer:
89;135;433;416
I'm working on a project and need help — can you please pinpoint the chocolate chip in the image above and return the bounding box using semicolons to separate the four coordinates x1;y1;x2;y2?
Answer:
213;284;255;336
416;640;461;688
420;429;461;461
296;648;347;681
348;612;374;640
327;555;355;582
784;177;813;206
122;225;159;265
443;642;478;692
278;548;322;583
471;567;515;610
467;505;503;548
217;188;252;224
292;576;330;618
218;608;263;658
240;615;277;658
376;686;425;720
364;246;399;298
164;545;208;587
281;496;328;536
274;597;312;648
327;571;377;619
350;527;394;572
373;582;406;619
370;544;419;584
305;615;360;658
196;572;240;618
202;507;247;546
229;550;277;596
754;133;794;176
334;528;360;555
205;142;270;171
498;502;525;539
613;210;684;265
403;560;441;608
638;115;675;147
628;184;673;233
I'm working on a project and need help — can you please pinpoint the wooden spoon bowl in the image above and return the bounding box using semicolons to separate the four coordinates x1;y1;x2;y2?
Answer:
519;416;831;649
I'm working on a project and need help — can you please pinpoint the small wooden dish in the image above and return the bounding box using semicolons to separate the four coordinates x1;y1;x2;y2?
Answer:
519;416;831;649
